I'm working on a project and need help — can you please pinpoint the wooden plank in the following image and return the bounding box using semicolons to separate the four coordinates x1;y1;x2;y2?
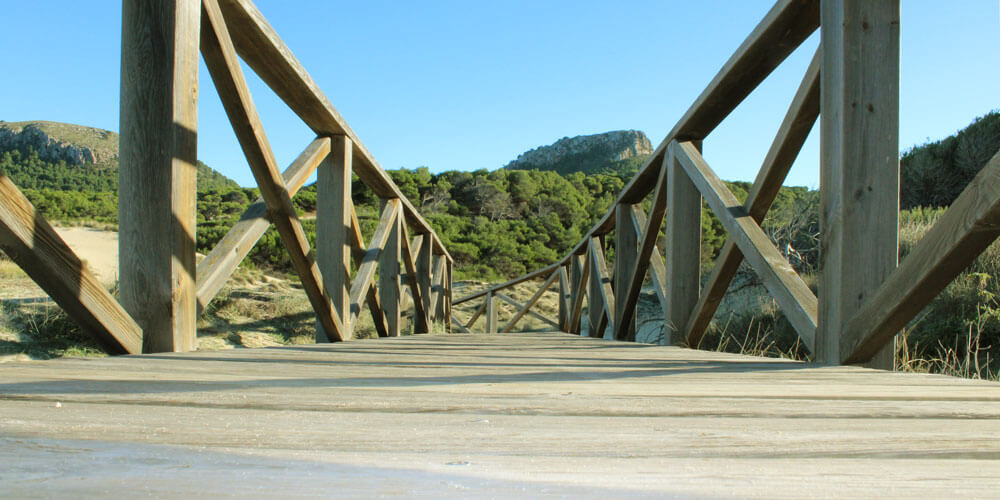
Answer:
195;137;330;312
501;272;560;333
557;265;570;332
215;0;450;262
453;263;560;305
663;143;702;345
450;316;471;334
315;135;353;341
614;202;639;340
379;199;403;337
465;300;488;330
568;252;590;335
201;0;345;341
818;0;900;367
629;206;667;311
349;203;388;338
0;175;142;354
444;259;453;331
407;234;434;332
588;237;614;338
349;200;400;333
684;48;821;349
119;0;199;353
485;292;497;334
400;226;429;334
431;254;447;322
673;141;816;351
617;160;670;342
842;149;1000;363
494;292;560;330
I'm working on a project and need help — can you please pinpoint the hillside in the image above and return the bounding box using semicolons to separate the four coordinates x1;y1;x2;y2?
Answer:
504;130;653;177
0;120;240;192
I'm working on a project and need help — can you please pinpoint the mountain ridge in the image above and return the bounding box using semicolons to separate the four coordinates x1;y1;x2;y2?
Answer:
504;129;653;176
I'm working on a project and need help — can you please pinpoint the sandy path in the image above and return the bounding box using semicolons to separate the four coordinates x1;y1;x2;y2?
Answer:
53;227;119;285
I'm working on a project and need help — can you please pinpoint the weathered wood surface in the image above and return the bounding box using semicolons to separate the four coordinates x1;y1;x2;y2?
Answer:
587;237;613;338
0;176;142;355
2;333;999;498
349;200;399;334
316;135;353;341
119;0;200;353
663;144;702;344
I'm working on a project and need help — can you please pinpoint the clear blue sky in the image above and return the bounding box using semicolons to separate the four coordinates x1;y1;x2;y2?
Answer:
1;1;997;189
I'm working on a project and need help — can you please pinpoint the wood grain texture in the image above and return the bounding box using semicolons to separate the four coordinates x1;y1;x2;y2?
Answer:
196;137;330;312
614;203;639;340
431;254;447;322
684;49;820;349
664;143;702;345
347;206;388;338
414;233;432;332
0;175;142;354
818;0;900;366
485;292;497;334
588;237;614;338
201;0;345;341
400;227;429;334
557;265;570;332
119;0;199;353
674;141;817;351
842;150;1000;363
316;135;353;341
617;160;670;342
349;200;399;335
629;206;667;311
569;252;590;335
499;272;560;333
214;0;450;262
379;199;402;337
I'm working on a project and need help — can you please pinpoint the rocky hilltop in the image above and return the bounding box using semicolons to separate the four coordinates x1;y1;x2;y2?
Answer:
504;130;653;176
0;121;119;165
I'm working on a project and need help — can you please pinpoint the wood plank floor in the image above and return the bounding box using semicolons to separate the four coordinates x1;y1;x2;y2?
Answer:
2;332;999;498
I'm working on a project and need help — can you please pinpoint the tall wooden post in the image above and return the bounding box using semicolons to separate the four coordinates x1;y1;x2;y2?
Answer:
433;253;446;323
415;234;432;332
569;253;585;334
485;291;497;334
444;259;453;331
614;203;638;340
120;0;200;353
664;144;702;346
818;0;900;367
316;135;352;342
557;265;569;332
588;237;608;338
379;199;402;336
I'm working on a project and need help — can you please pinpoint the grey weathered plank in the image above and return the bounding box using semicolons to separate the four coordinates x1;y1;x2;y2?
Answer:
568;252;590;335
673;141;816;351
431;254;446;322
316;135;353;341
485;292;497;334
842;149;1000;363
196;137;330;313
614;202;639;341
348;204;388;338
557;265;570;332
379;199;402;337
349;199;400;334
818;0;900;366
400;225;429;334
588;237;614;338
684;48;820;349
201;0;345;341
664;143;702;345
0;175;142;354
414;233;432;332
215;0;450;262
119;0;200;352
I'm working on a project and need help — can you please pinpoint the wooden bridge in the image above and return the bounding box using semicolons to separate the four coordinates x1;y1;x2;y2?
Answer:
2;0;1000;496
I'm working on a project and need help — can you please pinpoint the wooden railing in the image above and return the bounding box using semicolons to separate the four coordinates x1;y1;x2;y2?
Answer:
0;0;452;354
457;0;1000;366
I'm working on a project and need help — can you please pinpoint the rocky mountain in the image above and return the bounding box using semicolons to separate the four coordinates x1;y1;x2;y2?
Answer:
0;120;239;192
504;130;654;176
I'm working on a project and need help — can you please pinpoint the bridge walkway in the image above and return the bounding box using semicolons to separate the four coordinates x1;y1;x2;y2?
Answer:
2;332;999;497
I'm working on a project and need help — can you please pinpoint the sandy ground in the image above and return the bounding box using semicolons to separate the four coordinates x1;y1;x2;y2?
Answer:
53;227;119;285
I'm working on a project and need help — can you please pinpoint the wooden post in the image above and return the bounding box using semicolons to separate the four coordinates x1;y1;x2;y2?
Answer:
120;0;199;353
614;203;638;340
557;265;570;332
663;142;702;345
316;135;352;342
818;0;900;367
485;291;497;334
588;237;610;338
432;253;446;323
569;253;586;334
415;233;432;332
444;259;453;331
379;199;402;336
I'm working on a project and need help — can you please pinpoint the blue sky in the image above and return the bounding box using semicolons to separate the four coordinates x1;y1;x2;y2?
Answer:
1;1;997;189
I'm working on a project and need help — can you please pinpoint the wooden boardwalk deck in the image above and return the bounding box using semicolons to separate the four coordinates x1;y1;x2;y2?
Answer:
2;332;1000;498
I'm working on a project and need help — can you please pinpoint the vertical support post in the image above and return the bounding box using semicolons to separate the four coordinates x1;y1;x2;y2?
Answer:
614;203;638;340
663;142;702;345
444;258;453;331
433;253;446;323
486;291;497;334
379;199;402;336
316;135;352;342
588;237;607;338
120;0;200;353
818;0;900;367
415;233;432;332
569;253;585;334
557;265;569;332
